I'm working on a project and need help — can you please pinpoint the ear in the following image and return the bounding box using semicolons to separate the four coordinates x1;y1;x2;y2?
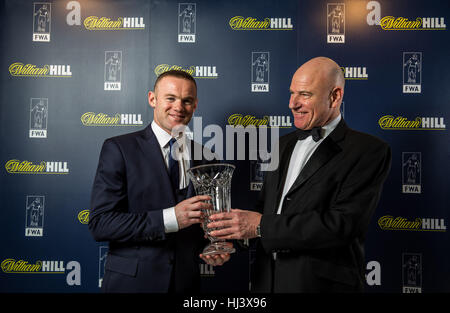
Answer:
330;87;343;108
148;91;156;108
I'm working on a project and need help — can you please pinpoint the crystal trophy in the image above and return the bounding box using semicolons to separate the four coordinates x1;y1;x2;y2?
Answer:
187;163;236;255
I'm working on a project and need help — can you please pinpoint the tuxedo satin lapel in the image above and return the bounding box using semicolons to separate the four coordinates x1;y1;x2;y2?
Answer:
136;125;175;201
286;120;348;197
274;133;299;210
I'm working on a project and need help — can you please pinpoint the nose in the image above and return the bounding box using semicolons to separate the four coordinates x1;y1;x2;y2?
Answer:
172;99;184;112
289;94;299;109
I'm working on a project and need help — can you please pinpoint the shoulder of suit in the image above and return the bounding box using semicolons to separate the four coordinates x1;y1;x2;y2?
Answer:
100;129;149;157
345;127;390;150
104;128;147;145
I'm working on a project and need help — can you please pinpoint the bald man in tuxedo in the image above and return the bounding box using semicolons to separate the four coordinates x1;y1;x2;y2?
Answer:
208;57;391;293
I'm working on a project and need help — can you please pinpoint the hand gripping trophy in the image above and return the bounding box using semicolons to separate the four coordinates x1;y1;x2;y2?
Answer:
187;163;236;255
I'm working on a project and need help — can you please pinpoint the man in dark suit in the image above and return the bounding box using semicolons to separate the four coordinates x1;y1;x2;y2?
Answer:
208;57;391;292
89;70;230;293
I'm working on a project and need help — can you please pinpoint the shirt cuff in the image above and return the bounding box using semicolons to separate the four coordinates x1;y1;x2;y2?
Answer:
163;207;179;233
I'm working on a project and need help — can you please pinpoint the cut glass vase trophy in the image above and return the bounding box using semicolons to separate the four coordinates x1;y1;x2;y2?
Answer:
187;163;236;256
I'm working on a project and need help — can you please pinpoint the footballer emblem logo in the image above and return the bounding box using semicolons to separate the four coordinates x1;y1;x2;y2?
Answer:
29;98;48;138
327;3;345;43
33;2;51;42
403;52;422;93
251;52;270;92
104;51;122;91
402;152;421;194
402;253;422;293
178;3;196;43
25;195;45;237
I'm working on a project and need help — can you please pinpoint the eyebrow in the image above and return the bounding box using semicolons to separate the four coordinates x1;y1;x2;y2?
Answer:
290;89;313;95
164;93;195;101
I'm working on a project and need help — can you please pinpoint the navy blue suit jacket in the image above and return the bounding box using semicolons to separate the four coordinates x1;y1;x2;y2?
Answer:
89;125;209;293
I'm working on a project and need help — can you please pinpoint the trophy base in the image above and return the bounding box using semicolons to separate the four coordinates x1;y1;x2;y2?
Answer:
202;242;236;256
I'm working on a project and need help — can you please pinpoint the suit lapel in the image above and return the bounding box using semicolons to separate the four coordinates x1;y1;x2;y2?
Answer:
274;133;298;206
286;119;347;197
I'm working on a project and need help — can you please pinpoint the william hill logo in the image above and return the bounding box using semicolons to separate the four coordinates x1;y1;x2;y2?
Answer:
81;112;143;126
84;16;145;30
78;210;90;225
378;116;446;130
5;160;69;174
9;63;72;77
341;67;368;80
227;114;292;128
154;64;218;79
379;16;446;30
229;16;293;30
378;216;447;232
1;259;81;286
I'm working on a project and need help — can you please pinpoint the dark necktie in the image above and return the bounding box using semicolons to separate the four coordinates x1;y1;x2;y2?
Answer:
296;126;322;142
168;138;180;190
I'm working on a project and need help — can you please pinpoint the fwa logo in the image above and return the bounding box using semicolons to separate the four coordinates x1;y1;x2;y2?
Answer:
33;2;51;42
402;152;421;194
250;151;271;191
105;51;122;90
251;52;270;92
327;3;345;43
29;98;48;138
402;253;422;293
403;52;422;93
178;3;196;43
25;195;45;237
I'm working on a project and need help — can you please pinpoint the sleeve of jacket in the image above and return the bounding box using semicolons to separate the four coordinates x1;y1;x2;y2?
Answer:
88;138;166;243
260;141;392;253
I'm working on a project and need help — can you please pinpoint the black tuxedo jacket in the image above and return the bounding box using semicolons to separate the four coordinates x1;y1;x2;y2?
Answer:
89;125;209;293
251;119;391;293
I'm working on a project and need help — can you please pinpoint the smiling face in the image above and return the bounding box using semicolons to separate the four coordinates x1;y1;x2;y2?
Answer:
148;75;198;134
289;57;344;130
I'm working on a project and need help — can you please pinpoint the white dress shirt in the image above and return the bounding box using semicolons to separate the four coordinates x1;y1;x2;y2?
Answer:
276;114;342;215
151;121;191;233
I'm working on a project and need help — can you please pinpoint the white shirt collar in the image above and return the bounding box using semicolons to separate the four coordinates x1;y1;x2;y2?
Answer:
320;114;342;140
151;120;173;149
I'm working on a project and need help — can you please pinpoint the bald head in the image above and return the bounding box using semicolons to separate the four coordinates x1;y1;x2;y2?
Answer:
289;57;345;130
296;57;345;92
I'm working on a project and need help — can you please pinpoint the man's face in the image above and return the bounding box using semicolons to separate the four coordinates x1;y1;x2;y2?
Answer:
148;76;198;134
288;68;334;130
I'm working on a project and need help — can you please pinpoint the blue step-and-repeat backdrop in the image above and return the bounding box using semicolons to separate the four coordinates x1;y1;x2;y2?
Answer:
1;0;449;293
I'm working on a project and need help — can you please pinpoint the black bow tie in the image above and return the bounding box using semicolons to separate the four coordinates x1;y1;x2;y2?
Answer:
297;126;322;142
